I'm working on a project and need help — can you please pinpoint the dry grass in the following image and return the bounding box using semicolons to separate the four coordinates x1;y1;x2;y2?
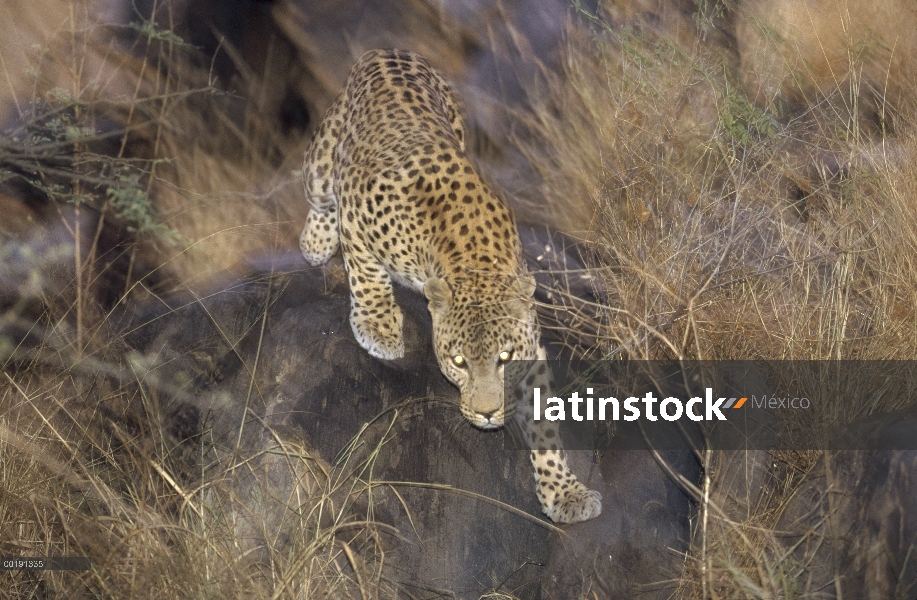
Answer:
2;0;917;597
0;354;403;598
736;0;917;133
513;1;917;596
0;3;405;598
518;0;917;363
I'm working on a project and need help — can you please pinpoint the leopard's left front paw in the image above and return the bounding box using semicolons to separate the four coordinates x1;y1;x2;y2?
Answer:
541;481;603;524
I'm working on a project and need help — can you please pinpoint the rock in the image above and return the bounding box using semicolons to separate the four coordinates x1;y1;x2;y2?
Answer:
120;229;699;598
542;445;699;599
776;407;917;599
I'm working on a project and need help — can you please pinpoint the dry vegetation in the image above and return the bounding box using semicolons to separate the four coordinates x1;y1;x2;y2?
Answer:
0;2;386;597
514;1;917;596
521;1;917;363
1;0;916;597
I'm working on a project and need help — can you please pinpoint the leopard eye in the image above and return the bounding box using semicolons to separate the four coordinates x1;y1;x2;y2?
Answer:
498;350;512;362
452;355;466;367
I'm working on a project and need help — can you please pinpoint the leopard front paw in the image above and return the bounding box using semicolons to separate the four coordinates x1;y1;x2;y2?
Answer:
541;482;602;524
300;211;340;265
350;310;405;360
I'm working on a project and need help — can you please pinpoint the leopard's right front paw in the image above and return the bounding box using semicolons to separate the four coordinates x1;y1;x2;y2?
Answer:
350;309;405;360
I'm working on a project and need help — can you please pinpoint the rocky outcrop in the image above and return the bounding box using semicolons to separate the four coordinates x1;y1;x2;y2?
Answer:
119;228;700;598
775;408;917;599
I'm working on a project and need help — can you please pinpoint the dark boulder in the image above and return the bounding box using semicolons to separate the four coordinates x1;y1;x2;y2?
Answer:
776;408;917;599
120;229;699;598
541;446;698;599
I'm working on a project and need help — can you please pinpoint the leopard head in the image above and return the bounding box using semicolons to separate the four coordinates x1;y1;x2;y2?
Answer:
424;274;539;429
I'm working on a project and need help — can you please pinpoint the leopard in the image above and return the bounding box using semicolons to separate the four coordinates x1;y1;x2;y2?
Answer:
299;49;602;524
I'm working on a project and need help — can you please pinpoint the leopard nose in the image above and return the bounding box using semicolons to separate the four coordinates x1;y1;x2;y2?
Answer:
476;409;503;427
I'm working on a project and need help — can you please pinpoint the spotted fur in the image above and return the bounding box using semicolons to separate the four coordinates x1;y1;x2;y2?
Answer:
300;49;601;524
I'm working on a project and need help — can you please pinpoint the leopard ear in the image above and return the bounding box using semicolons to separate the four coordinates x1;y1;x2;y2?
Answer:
507;274;536;318
424;277;453;314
